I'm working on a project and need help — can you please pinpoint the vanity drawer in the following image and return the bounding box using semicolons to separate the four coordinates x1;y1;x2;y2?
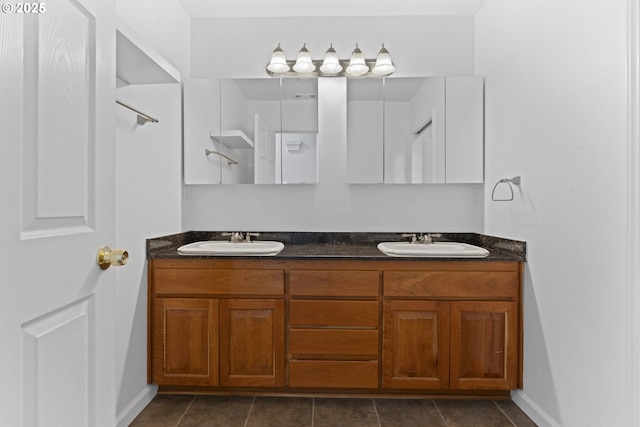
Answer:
289;360;379;388
289;270;379;297
383;271;519;299
290;300;379;327
154;268;284;296
289;329;379;356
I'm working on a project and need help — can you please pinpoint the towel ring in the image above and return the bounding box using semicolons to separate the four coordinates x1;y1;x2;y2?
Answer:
491;176;521;201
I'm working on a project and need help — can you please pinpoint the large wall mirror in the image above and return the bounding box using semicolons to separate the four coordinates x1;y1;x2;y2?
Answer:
347;79;384;183
184;78;318;184
347;76;484;184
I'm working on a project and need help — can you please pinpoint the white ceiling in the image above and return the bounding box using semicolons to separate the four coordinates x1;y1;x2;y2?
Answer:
177;0;488;18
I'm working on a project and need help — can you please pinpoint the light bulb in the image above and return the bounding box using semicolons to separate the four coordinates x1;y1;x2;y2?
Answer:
293;43;316;74
266;43;290;73
372;43;396;76
319;43;343;75
345;44;369;76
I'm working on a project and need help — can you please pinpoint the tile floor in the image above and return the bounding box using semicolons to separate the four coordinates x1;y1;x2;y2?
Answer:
130;394;538;426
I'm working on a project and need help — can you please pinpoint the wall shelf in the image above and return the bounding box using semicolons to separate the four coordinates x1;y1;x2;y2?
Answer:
209;130;254;149
116;19;180;85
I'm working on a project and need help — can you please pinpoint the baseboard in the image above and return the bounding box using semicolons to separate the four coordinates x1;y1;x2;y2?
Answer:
115;384;158;427
511;390;560;427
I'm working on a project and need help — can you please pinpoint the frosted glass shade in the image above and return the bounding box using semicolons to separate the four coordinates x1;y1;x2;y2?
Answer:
371;44;396;75
267;44;290;73
319;44;343;74
345;45;369;76
293;44;316;73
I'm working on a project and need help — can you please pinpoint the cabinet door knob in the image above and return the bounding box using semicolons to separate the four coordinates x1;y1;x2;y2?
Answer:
96;245;129;270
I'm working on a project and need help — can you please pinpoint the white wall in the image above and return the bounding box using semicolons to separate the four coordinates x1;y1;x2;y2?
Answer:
114;2;188;424
191;16;475;79
476;1;631;426
184;16;484;232
117;0;191;77
115;84;182;425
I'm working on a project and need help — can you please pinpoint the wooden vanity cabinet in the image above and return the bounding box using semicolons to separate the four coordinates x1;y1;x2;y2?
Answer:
219;298;285;387
382;262;522;392
148;258;522;396
382;300;450;390
288;269;380;389
149;259;285;388
152;297;219;386
449;300;517;390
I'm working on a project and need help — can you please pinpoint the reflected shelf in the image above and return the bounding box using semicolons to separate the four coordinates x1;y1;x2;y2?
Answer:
209;129;254;149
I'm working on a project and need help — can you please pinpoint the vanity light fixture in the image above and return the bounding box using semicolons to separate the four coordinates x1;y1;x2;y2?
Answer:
319;43;343;75
345;44;369;76
266;43;290;73
265;43;396;77
371;43;396;76
292;43;316;73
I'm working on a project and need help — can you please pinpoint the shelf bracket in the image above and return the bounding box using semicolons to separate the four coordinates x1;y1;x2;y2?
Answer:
116;99;159;125
205;149;238;166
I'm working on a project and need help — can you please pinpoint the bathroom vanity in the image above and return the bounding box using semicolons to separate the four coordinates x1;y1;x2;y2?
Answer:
147;232;525;398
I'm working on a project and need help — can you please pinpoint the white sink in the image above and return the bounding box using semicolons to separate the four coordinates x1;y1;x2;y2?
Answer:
178;241;284;256
377;241;489;258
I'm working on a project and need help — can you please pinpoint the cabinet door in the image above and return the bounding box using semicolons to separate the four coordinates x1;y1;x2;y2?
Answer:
152;298;219;386
450;301;518;390
382;300;450;390
219;299;285;387
445;76;484;183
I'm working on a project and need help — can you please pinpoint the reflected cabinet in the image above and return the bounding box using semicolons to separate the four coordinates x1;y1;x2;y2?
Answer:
347;76;484;184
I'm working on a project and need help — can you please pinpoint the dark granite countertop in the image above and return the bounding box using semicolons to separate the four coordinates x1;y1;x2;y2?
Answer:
147;231;526;262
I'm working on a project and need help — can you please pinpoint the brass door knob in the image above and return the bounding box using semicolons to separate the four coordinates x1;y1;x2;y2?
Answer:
96;246;129;270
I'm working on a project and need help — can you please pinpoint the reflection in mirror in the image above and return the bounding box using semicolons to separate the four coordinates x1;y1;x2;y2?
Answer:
384;77;445;183
276;132;318;184
347;77;448;184
347;78;384;183
183;78;224;185
216;78;318;184
217;78;281;184
278;78;318;184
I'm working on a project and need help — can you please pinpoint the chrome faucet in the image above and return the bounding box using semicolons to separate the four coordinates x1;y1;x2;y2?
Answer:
222;231;245;242
401;233;441;244
245;232;260;242
401;233;418;243
221;231;261;242
417;233;441;243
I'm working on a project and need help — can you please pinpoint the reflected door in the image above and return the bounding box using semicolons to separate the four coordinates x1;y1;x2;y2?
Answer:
254;113;277;183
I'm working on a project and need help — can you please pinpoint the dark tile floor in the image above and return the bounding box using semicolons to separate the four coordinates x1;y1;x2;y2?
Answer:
130;395;538;426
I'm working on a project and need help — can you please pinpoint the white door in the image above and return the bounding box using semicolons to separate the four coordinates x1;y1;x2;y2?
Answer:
254;113;277;183
0;1;117;426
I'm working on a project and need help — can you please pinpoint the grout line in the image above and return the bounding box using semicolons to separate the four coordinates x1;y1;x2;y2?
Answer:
243;396;256;427
175;395;196;427
432;399;448;424
493;400;518;427
311;397;315;427
372;399;382;427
